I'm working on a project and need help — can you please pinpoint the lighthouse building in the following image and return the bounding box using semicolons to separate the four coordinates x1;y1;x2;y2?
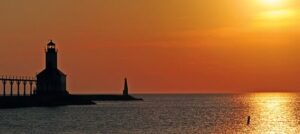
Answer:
36;41;68;96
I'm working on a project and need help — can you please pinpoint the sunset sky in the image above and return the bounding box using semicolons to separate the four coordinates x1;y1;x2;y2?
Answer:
0;0;300;93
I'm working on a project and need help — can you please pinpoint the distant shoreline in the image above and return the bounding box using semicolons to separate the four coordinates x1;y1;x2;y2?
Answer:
0;94;143;109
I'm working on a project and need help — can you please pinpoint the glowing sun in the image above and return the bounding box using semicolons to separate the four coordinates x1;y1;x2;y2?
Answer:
261;0;283;6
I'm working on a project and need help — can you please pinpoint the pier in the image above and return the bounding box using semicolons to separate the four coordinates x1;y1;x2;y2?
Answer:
0;76;36;97
0;40;142;109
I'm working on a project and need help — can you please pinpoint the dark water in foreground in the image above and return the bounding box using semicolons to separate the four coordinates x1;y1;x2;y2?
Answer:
0;93;300;134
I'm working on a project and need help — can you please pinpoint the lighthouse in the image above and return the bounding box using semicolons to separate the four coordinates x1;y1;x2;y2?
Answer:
123;78;129;96
36;40;68;96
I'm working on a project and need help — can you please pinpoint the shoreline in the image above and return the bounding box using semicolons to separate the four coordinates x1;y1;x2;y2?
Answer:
0;94;143;109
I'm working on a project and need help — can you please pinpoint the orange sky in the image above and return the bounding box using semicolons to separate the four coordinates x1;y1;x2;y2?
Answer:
0;0;300;93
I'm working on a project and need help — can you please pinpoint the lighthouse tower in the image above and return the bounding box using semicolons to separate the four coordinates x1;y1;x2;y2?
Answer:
123;78;129;96
36;40;68;96
45;40;58;69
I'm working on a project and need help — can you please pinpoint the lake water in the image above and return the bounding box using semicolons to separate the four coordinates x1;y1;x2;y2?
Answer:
0;93;300;133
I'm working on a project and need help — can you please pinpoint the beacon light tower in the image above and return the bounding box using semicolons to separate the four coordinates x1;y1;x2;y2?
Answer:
123;78;129;96
36;40;68;96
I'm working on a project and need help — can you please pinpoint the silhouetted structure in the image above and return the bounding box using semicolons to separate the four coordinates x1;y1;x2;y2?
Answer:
36;40;68;96
247;116;251;125
0;76;36;96
123;78;129;96
0;40;142;109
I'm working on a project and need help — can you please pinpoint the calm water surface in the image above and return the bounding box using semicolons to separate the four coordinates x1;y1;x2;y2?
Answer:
0;93;300;134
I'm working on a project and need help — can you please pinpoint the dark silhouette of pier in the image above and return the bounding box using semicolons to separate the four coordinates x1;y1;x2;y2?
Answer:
0;40;142;109
0;76;36;97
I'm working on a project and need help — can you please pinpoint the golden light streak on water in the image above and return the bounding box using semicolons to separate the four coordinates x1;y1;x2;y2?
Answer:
247;93;300;133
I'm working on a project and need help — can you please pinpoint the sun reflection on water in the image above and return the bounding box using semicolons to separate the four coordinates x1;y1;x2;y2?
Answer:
248;93;299;133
